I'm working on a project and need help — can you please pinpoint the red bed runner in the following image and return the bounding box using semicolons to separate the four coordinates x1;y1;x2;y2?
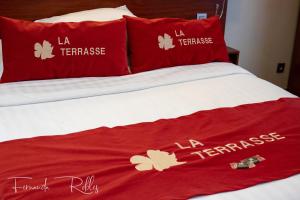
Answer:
1;98;300;200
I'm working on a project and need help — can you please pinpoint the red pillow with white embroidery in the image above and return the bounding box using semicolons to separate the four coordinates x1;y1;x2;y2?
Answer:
0;16;129;83
125;16;229;73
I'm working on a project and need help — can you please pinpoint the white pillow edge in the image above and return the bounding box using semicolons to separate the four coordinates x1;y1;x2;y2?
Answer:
35;5;135;23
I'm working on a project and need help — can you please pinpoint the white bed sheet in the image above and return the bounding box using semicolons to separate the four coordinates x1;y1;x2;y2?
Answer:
0;62;299;199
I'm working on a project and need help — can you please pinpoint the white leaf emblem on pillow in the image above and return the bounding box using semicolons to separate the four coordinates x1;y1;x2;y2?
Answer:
158;33;175;50
130;150;185;171
34;40;55;60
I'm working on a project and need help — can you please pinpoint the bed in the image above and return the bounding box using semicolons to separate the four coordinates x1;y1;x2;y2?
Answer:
0;1;299;200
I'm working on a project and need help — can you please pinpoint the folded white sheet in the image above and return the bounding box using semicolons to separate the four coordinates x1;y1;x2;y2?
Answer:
0;62;260;107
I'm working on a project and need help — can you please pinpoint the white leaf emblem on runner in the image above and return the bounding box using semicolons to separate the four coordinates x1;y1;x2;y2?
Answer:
130;150;185;171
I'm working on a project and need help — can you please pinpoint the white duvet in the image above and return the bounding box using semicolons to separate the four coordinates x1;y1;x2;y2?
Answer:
0;62;299;200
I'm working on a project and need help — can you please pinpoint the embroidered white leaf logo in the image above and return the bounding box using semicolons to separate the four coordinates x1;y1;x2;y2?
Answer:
158;33;175;50
130;150;186;171
34;40;55;60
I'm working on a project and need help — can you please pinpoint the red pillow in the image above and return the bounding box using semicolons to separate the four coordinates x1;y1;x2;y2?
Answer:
125;16;229;73
0;17;129;83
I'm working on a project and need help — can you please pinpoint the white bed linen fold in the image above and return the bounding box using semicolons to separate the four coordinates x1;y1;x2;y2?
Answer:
0;62;298;200
0;62;250;107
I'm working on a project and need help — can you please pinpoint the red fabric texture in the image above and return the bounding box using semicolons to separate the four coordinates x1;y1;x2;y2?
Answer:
125;16;229;73
1;98;300;200
0;17;129;83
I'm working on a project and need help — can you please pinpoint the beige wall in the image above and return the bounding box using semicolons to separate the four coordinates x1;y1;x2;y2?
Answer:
225;0;299;88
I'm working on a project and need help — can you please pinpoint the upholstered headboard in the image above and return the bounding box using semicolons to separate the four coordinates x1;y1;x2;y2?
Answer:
0;0;227;30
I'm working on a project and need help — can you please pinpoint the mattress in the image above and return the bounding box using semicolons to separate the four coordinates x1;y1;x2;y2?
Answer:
0;62;299;199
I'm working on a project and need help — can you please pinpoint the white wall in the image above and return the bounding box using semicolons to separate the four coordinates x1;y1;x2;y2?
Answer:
225;0;299;88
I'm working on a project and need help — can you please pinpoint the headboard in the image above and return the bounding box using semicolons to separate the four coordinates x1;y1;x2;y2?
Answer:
0;0;227;30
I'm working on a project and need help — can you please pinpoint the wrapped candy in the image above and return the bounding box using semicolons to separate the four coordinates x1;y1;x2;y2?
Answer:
230;155;265;169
